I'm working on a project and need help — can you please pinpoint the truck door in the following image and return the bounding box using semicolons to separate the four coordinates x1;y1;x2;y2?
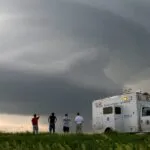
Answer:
114;106;124;132
140;106;150;132
103;106;115;130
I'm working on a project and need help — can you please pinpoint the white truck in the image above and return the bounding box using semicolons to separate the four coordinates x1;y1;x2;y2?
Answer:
92;91;150;133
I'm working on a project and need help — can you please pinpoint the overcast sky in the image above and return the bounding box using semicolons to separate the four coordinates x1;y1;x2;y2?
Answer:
0;0;150;132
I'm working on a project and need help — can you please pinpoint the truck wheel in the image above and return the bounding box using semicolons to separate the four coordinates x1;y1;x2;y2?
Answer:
104;128;113;134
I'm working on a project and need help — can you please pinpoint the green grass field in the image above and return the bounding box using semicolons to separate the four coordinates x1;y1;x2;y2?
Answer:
0;132;150;150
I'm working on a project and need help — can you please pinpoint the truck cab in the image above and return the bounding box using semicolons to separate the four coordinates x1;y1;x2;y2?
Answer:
140;105;150;132
136;92;150;132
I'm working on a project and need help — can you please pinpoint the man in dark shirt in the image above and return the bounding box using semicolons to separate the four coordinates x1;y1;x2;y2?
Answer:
48;112;57;133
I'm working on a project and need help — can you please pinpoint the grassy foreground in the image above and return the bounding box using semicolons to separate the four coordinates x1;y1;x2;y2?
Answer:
0;132;150;150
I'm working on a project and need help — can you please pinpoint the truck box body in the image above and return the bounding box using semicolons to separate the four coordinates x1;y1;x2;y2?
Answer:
92;92;150;133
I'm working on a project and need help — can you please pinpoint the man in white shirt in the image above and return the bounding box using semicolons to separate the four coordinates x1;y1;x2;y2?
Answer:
63;114;71;133
74;112;84;133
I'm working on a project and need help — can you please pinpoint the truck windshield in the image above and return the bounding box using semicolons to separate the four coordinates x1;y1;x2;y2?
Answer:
142;107;150;116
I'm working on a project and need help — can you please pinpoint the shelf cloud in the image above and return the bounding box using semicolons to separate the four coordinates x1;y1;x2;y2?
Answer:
0;0;150;131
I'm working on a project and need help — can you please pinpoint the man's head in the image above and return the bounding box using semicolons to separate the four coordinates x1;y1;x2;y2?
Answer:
77;112;80;116
34;114;36;117
65;114;68;116
52;112;55;116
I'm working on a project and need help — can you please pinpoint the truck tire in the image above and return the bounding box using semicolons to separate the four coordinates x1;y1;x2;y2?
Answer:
104;128;113;134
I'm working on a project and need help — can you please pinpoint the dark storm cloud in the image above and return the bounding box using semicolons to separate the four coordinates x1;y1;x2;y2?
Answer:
0;0;150;130
0;68;119;132
0;68;118;130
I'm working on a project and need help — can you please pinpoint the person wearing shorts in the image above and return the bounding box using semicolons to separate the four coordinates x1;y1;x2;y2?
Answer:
63;114;71;133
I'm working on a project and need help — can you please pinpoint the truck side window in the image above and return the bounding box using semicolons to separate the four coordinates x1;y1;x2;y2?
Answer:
142;107;150;116
115;107;121;114
103;107;113;114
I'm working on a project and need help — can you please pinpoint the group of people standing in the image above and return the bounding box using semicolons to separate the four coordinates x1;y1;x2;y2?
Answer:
31;112;84;134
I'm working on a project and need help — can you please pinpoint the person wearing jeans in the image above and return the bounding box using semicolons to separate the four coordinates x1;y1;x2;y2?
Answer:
48;112;57;133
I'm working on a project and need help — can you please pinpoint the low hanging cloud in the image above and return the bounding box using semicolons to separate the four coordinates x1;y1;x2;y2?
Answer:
0;0;150;131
